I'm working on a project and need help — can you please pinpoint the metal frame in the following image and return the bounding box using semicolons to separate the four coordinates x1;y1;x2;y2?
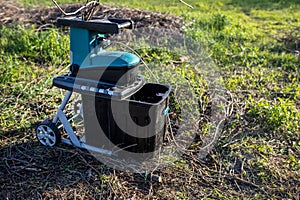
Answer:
52;91;113;156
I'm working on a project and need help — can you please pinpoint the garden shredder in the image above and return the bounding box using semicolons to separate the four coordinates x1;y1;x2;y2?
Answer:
35;1;171;158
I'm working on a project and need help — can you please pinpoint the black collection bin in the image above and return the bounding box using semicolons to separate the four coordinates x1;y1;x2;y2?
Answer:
83;83;171;155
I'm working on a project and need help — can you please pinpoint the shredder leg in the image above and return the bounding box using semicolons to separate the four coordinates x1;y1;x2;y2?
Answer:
53;91;72;124
52;90;81;147
50;90;114;156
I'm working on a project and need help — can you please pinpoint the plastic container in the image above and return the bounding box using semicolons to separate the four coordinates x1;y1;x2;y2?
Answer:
83;83;171;155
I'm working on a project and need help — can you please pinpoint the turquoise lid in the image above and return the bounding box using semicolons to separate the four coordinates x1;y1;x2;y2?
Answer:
81;51;140;69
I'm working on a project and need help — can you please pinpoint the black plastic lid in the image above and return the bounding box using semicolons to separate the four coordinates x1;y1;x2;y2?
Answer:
53;75;145;100
57;16;134;34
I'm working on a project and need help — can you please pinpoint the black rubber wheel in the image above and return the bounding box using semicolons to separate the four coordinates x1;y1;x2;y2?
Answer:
36;121;61;147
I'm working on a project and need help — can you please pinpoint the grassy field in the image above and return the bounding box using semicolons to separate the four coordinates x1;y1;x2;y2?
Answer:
1;0;299;199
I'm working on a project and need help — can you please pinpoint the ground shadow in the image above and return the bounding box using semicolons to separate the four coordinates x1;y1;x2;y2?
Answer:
0;123;161;199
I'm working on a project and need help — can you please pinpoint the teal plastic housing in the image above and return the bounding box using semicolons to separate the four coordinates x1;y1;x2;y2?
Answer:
70;27;94;66
81;51;140;69
70;27;140;68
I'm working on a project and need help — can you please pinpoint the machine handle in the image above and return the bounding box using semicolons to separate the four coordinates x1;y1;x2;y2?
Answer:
108;18;134;30
118;21;132;29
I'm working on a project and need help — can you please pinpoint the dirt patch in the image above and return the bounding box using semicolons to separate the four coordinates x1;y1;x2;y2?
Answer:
0;1;183;30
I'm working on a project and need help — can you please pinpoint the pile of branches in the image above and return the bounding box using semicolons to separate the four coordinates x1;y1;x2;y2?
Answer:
0;1;183;30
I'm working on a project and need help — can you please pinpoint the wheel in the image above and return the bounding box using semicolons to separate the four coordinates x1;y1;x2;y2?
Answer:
36;121;61;147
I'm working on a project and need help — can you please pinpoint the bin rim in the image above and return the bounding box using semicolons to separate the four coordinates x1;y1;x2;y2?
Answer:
126;82;172;106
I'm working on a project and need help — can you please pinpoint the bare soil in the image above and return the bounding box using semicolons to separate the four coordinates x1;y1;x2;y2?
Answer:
0;1;183;30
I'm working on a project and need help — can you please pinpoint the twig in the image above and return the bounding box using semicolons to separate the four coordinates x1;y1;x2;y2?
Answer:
200;118;226;151
36;23;53;32
51;0;98;17
179;0;193;9
202;166;271;195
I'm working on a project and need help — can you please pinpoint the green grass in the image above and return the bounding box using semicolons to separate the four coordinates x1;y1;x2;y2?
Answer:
0;25;69;132
1;0;299;199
